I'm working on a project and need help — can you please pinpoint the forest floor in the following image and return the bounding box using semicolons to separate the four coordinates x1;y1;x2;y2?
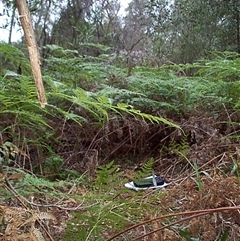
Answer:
1;110;240;241
106;111;240;240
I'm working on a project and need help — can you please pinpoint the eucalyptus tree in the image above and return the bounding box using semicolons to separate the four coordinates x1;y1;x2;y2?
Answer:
213;0;240;53
51;0;93;50
170;0;239;63
0;0;18;43
51;0;123;55
90;0;123;50
144;0;174;62
0;0;63;47
20;0;65;57
123;0;149;51
30;0;62;48
121;0;174;66
122;0;153;65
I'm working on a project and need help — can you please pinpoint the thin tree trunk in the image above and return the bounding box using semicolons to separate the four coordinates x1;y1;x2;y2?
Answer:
8;6;16;44
15;0;47;108
236;9;240;53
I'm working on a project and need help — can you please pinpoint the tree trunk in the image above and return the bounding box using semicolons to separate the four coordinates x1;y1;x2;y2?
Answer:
8;6;16;44
236;7;240;53
15;0;47;108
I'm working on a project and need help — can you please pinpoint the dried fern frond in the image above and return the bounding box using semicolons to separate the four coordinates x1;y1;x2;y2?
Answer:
36;212;56;221
31;227;46;241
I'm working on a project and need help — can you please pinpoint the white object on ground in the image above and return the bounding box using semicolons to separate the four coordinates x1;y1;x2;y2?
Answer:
124;175;169;191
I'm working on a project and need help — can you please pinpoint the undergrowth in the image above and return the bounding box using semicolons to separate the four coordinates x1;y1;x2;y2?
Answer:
62;159;167;241
0;42;178;175
0;43;240;240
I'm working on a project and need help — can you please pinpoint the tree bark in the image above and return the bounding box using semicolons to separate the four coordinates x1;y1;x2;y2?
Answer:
15;0;47;108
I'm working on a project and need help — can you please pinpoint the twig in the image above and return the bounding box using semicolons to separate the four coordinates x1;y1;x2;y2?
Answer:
107;205;240;240
198;152;226;171
3;184;55;241
132;212;208;240
4;177;98;210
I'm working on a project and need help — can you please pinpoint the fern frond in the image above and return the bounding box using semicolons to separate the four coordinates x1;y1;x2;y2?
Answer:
79;42;111;52
0;42;31;75
95;161;124;192
136;157;154;178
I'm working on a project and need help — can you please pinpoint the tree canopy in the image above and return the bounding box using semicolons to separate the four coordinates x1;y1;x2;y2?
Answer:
1;0;239;63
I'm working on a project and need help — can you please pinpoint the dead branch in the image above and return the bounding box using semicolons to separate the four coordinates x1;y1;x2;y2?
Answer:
15;0;47;108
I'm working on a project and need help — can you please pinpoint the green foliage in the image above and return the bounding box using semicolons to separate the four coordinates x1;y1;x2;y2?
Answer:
167;137;202;191
146;0;239;63
43;45;240;119
194;52;240;109
0;43;179;178
62;160;167;241
95;160;122;191
43;46;180;127
43;44;121;89
123;55;240;114
219;228;230;241
0;42;31;75
195;51;240;82
42;155;66;179
79;42;112;52
168;136;190;157
63;161;128;241
136;157;155;178
230;155;240;182
178;151;202;192
43;44;79;58
1;22;240;239
95;85;145;105
0;44;49;133
3;171;72;201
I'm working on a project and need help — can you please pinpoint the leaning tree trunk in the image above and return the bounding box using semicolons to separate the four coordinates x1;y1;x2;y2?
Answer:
15;0;47;108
